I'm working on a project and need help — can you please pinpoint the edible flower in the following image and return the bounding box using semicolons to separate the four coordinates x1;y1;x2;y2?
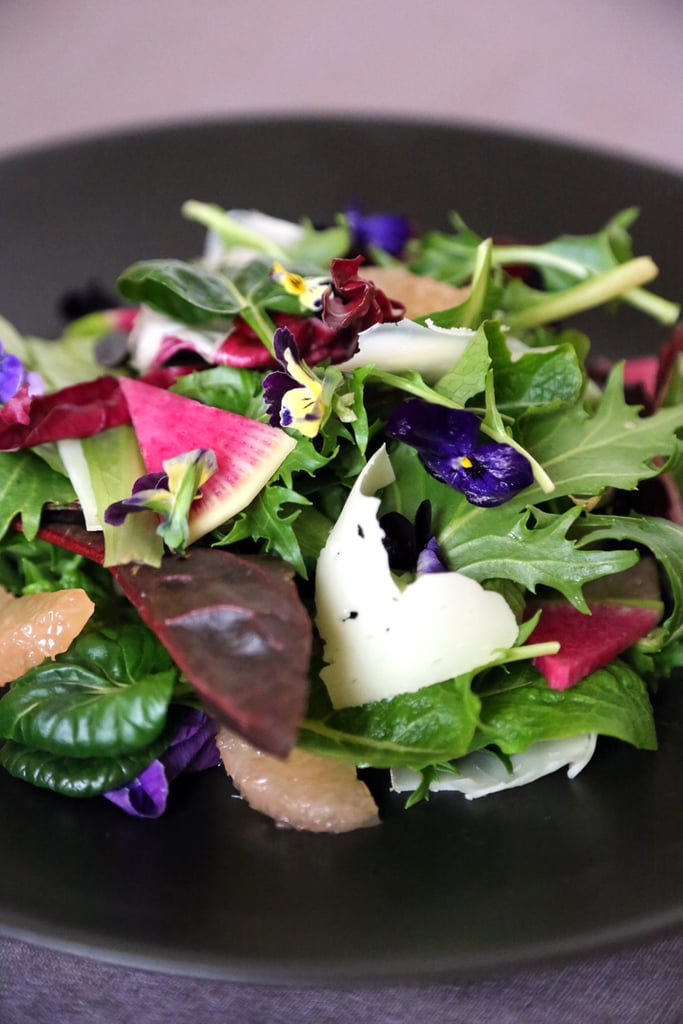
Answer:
270;261;330;312
386;398;533;507
322;256;405;338
379;500;447;575
344;207;412;257
104;709;219;819
0;341;42;404
104;448;217;554
263;326;341;438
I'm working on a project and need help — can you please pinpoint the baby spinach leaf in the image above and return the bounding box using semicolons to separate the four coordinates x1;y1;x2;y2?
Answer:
488;329;584;415
0;722;174;797
117;259;241;323
0;624;177;757
171;365;267;419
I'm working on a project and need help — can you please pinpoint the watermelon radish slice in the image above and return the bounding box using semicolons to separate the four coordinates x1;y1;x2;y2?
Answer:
118;377;295;542
527;598;662;690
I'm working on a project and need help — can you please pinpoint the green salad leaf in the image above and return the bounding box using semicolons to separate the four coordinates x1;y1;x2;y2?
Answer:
0;624;178;757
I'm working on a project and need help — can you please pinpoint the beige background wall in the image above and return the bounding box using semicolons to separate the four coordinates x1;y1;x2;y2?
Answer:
0;0;681;169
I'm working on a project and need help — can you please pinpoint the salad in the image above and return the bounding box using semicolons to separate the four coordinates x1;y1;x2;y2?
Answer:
0;201;681;832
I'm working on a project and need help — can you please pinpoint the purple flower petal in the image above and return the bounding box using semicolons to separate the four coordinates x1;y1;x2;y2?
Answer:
104;710;219;819
104;759;169;818
417;536;447;575
386;398;533;507
263;369;298;427
0;351;25;404
132;471;168;494
161;708;220;779
387;399;481;453
344;208;412;257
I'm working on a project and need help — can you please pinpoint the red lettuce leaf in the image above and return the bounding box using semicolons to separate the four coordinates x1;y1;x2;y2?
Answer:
0;367;195;451
36;520;311;756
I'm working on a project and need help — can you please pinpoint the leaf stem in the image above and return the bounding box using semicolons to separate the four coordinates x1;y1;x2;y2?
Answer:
504;257;660;331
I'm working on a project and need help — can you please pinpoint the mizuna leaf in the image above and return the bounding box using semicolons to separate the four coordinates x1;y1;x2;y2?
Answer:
0;450;77;541
520;364;683;501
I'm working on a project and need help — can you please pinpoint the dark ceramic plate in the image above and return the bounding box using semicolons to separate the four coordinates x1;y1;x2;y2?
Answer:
0;118;682;983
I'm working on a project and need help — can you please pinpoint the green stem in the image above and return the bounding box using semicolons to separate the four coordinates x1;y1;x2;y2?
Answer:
493;247;679;325
221;277;276;356
505;256;661;331
182;200;288;260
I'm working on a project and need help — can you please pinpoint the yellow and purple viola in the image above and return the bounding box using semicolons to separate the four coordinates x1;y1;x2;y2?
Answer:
263;326;346;439
105;447;217;554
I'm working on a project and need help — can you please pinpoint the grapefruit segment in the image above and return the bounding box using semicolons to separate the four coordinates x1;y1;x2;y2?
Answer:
0;586;95;686
118;377;296;542
527;599;662;690
216;727;380;832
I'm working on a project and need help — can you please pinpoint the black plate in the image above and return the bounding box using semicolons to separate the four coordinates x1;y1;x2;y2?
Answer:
0;117;682;983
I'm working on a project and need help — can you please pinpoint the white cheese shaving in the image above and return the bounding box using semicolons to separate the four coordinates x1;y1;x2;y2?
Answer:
203;209;304;268
315;446;519;708
391;733;598;799
338;319;551;382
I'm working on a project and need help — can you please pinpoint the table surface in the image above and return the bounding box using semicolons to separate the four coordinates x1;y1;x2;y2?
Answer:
1;1;683;1020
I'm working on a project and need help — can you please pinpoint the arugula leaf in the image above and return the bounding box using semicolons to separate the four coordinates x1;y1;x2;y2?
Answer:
181;201;349;267
442;506;638;611
299;675;481;769
217;484;310;577
0;449;76;541
576;513;683;644
0;624;178;757
520;364;683;502
408;209;679;325
473;659;657;753
381;445;635;606
0;533;111;602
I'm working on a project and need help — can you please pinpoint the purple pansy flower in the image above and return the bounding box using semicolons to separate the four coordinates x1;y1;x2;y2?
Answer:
344;208;412;257
0;342;43;403
386;398;533;507
379;500;446;574
104;708;219;819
